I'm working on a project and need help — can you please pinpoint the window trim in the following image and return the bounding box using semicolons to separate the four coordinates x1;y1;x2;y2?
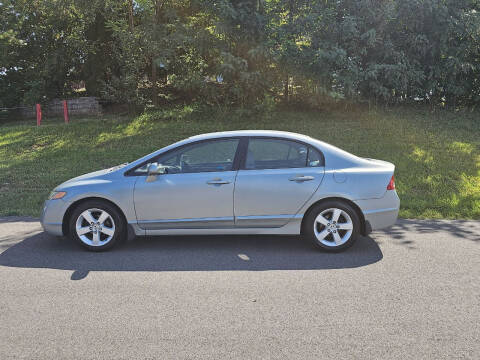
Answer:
124;137;244;176
239;136;325;171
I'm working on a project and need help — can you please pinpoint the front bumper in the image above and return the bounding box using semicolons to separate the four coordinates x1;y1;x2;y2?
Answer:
354;190;400;231
40;199;70;236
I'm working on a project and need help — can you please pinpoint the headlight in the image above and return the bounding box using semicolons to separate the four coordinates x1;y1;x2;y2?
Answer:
48;191;67;200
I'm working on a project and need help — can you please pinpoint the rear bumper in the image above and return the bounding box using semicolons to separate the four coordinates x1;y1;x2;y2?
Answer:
364;207;399;231
354;190;400;231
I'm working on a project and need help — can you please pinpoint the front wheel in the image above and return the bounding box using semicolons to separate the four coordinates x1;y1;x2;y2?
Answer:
69;200;126;251
303;201;360;252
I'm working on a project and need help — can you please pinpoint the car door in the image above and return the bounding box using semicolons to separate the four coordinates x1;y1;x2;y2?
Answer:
133;138;240;230
234;137;325;227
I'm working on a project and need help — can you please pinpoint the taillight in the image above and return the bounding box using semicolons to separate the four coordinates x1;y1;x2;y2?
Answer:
387;175;395;190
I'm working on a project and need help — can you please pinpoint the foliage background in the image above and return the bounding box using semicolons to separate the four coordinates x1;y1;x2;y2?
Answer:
2;0;480;109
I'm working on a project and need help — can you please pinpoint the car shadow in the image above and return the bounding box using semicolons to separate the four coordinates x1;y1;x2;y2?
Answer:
377;218;480;245
0;231;382;279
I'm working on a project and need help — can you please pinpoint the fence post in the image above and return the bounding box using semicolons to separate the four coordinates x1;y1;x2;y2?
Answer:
63;100;69;123
36;104;42;126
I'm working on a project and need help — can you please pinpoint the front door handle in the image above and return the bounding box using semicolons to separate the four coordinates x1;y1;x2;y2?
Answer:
289;175;314;182
207;179;231;185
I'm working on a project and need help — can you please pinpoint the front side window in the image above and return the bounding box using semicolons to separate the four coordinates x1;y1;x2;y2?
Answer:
138;139;239;174
245;138;323;170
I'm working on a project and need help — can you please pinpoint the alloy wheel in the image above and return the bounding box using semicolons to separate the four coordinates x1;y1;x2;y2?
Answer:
75;208;116;247
313;208;353;247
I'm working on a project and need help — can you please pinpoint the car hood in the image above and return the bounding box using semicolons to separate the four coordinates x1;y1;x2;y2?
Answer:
56;164;127;190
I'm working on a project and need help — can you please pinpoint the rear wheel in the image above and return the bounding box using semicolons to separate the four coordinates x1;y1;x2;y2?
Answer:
69;200;126;251
304;201;360;252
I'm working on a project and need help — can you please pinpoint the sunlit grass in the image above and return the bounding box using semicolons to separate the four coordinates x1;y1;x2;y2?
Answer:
0;106;479;219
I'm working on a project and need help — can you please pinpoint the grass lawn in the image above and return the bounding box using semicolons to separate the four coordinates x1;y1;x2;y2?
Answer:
0;105;479;219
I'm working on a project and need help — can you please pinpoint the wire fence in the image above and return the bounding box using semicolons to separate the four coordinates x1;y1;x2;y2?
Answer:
0;97;102;125
0;106;28;123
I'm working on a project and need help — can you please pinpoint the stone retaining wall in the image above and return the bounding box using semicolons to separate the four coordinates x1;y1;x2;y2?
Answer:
21;97;101;118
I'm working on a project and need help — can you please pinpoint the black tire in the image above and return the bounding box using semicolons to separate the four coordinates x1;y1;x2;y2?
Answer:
68;200;126;251
303;200;361;252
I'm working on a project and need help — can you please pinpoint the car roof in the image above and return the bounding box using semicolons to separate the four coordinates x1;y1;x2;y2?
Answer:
187;130;313;142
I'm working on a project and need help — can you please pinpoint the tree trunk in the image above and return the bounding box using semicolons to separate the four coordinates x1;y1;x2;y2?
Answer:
284;75;289;102
152;58;158;107
151;0;162;107
284;0;293;103
128;0;134;32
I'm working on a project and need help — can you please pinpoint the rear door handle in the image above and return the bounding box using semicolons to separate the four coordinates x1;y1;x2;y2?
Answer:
207;179;231;185
289;175;314;182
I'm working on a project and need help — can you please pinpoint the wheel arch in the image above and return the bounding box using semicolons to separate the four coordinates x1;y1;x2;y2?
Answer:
62;196;128;236
300;197;367;235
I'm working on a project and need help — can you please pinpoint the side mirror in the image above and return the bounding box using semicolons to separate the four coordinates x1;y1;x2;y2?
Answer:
147;163;165;175
146;163;165;182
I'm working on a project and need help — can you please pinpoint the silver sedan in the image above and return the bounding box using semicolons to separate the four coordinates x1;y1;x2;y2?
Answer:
41;130;399;252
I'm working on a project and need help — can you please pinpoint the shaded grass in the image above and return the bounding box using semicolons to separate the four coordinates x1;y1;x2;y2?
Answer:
0;106;479;218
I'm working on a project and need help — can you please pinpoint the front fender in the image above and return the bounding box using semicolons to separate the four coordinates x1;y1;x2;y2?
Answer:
59;176;137;224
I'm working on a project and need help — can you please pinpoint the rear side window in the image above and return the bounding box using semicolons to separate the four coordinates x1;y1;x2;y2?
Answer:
307;146;323;167
245;138;323;170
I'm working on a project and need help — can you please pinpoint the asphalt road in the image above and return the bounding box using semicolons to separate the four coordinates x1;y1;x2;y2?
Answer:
0;217;479;360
